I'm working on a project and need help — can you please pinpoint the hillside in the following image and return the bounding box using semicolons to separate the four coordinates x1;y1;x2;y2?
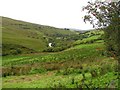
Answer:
2;17;80;55
2;39;118;88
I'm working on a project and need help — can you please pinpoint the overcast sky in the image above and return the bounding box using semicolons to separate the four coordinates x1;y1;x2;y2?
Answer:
0;0;96;30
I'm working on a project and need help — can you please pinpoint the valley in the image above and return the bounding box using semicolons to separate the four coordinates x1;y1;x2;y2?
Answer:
1;17;118;88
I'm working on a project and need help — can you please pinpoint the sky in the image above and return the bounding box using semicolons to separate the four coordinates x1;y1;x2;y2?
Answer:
0;0;96;30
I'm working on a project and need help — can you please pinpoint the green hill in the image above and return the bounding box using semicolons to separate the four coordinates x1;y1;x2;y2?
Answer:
2;17;80;55
73;29;104;46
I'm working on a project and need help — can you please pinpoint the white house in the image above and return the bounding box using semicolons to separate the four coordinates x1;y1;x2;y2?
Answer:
48;43;52;47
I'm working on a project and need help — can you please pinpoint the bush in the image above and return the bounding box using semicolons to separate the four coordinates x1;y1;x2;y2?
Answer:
43;47;54;52
100;64;113;76
29;68;47;74
10;50;18;55
43;47;66;52
16;48;22;54
104;17;120;59
90;70;98;78
2;44;35;56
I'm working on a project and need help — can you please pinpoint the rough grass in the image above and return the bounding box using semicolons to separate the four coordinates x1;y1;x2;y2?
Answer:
2;71;118;88
2;43;105;66
2;42;118;88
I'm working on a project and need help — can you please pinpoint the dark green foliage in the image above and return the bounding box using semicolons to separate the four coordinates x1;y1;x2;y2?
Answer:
71;78;75;84
90;70;98;78
104;15;120;59
43;44;72;52
29;68;47;74
83;1;120;59
2;44;35;56
43;47;64;52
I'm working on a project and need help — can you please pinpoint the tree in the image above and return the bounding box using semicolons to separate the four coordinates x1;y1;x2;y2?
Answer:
83;1;120;59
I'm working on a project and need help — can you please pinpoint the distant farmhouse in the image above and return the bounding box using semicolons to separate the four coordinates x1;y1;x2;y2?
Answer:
48;43;52;47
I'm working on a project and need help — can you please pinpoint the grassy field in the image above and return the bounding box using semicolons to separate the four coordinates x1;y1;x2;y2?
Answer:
2;42;118;88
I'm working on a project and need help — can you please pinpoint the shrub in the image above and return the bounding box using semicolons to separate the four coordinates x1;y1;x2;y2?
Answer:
16;48;22;54
10;50;18;55
29;68;47;74
71;78;75;84
89;68;98;78
43;47;65;52
43;47;53;52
